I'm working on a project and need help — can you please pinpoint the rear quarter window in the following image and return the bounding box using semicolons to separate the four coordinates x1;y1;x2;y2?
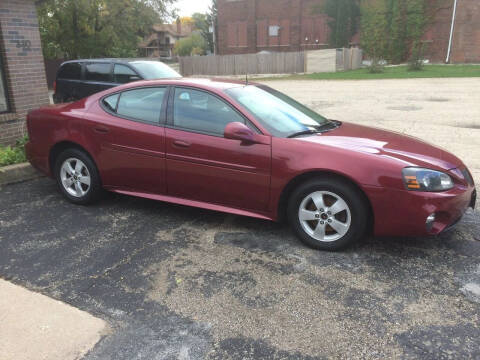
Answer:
57;63;82;80
103;94;120;112
85;63;111;82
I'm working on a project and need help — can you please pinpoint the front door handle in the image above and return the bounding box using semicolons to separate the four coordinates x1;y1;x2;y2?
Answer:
94;126;109;134
172;140;191;148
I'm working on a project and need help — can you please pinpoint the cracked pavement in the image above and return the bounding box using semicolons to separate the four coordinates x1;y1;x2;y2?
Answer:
0;176;479;359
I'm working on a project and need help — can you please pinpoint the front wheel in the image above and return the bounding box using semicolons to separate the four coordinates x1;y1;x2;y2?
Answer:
287;178;368;251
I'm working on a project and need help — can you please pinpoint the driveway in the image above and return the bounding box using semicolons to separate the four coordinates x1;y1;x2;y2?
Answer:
1;78;480;359
262;77;480;187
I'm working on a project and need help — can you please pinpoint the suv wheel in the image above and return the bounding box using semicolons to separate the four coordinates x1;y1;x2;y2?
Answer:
288;178;368;251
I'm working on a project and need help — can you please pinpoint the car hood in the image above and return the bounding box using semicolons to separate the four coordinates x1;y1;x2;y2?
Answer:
299;122;462;171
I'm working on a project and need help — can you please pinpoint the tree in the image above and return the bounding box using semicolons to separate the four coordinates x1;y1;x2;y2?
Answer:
360;0;448;64
385;0;408;63
313;0;360;48
360;0;388;71
173;33;207;56
179;16;194;27
37;0;177;59
192;13;214;54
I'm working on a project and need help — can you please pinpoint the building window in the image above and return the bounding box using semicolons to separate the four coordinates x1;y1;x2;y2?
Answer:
227;21;247;47
0;53;10;113
268;26;280;37
257;20;290;47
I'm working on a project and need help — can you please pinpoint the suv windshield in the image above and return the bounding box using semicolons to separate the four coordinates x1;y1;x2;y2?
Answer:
129;61;181;79
225;85;330;138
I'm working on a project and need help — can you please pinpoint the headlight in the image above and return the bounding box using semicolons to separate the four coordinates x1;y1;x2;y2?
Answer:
402;167;454;192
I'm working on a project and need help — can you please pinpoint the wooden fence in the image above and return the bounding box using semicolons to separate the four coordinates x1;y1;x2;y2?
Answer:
180;51;305;77
336;48;363;71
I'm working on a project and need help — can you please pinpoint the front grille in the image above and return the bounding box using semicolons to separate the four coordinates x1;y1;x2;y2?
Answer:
461;167;474;186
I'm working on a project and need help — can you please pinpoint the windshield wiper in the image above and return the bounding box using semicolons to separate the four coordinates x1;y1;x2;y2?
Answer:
287;121;340;138
316;121;340;131
287;130;321;138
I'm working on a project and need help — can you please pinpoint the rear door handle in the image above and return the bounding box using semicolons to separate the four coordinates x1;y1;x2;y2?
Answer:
173;140;191;148
94;126;109;134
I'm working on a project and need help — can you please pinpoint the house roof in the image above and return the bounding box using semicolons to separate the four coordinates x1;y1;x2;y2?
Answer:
152;23;192;37
138;23;193;49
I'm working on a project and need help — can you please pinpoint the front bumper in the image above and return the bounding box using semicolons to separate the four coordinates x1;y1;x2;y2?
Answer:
365;184;476;237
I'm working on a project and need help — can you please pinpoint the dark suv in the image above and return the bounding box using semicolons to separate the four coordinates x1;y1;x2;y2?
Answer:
53;59;181;104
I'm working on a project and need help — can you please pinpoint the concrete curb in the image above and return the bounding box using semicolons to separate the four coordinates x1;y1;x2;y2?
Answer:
0;279;108;360
0;162;44;186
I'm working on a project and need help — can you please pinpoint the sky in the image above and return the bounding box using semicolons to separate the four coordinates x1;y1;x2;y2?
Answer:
174;0;211;17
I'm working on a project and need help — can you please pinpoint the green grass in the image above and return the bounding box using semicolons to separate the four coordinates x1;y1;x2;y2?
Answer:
0;136;28;167
260;64;480;81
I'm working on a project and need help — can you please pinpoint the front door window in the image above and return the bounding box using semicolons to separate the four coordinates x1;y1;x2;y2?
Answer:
173;88;245;136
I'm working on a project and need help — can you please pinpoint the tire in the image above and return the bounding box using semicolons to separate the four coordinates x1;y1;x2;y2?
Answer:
52;95;61;104
54;148;103;205
287;177;368;251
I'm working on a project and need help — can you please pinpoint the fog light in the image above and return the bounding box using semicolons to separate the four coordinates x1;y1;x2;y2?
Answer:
426;213;436;232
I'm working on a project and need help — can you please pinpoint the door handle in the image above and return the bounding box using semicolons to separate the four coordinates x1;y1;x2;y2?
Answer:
172;140;191;148
94;126;109;134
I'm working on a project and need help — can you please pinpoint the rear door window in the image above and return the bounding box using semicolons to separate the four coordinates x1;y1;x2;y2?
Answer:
114;64;141;84
85;63;112;82
58;63;82;80
116;87;167;123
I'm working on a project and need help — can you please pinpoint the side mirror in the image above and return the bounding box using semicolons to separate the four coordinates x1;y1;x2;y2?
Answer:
224;122;256;143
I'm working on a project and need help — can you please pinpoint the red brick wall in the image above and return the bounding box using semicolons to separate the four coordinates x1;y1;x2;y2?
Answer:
420;0;479;63
217;0;329;55
450;0;480;63
218;0;480;63
0;0;49;146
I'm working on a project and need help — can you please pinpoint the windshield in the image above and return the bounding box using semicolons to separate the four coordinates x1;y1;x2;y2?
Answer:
225;85;329;138
130;61;181;79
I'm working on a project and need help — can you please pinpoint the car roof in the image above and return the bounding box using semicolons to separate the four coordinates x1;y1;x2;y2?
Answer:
108;77;258;92
60;59;164;65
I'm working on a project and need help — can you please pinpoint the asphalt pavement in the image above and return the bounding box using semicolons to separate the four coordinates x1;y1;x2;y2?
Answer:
1;177;479;359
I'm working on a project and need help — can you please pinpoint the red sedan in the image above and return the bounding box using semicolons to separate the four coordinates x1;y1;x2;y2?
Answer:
26;79;476;250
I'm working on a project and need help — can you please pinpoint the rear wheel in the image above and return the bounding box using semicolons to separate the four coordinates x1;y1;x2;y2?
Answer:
288;178;368;251
54;148;102;205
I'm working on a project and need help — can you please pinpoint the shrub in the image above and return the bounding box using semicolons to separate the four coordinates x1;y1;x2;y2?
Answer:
408;42;425;71
368;59;384;74
174;33;207;57
0;136;28;167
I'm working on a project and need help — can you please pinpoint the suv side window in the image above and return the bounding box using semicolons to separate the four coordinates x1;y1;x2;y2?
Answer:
112;87;167;123
85;63;111;82
58;63;82;80
173;88;245;136
114;64;140;84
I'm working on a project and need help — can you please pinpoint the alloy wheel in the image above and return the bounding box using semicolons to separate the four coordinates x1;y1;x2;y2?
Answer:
298;190;352;242
60;158;91;198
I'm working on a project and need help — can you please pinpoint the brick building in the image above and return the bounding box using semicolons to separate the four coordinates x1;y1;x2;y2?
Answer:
0;0;49;146
217;0;480;63
424;0;480;63
217;0;332;55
